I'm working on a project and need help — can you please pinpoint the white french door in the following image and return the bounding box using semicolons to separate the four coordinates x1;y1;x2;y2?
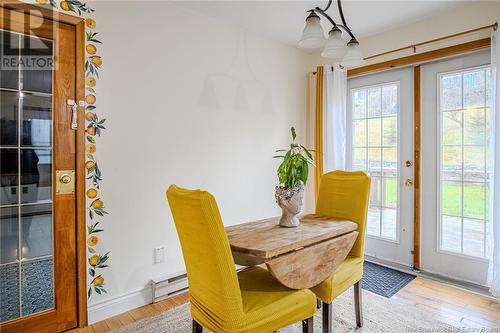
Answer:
421;50;491;285
347;67;414;267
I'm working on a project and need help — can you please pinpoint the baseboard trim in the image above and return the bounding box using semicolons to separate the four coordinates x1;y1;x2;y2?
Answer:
87;287;152;324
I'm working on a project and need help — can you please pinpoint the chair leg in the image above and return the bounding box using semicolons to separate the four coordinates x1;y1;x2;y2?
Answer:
354;281;363;328
302;316;313;333
316;298;322;309
192;319;203;333
322;301;332;333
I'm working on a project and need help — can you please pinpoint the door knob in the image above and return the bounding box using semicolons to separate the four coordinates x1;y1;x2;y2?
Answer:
60;174;72;184
56;170;75;194
405;160;413;167
405;178;413;187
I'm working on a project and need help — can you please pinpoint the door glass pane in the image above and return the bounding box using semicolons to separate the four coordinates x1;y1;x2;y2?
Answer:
382;85;398;115
463;70;485;109
21;204;52;260
442;111;462;145
0;31;20;89
441;73;462;110
1;90;19;146
352;90;366;119
439;67;491;258
352;148;366;170
0;30;54;323
21;258;54;316
21;36;53;94
353;119;366;147
351;83;399;240
0;262;20;322
1;149;19;205
21;149;52;204
1;207;19;264
463;108;485;145
367;87;381;117
367;118;381;146
382;116;397;146
21;93;52;147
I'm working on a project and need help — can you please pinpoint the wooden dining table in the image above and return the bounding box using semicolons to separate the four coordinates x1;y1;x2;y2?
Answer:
225;214;358;289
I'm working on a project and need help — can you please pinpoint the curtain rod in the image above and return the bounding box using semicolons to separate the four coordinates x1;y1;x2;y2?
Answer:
365;22;497;60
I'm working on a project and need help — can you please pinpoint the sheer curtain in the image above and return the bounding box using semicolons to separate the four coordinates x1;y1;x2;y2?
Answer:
489;27;500;297
323;64;347;172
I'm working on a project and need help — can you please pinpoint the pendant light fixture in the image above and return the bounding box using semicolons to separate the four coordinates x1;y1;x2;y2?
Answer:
299;0;364;66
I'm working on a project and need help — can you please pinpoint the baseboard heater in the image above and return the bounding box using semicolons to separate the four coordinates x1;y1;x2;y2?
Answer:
150;271;189;303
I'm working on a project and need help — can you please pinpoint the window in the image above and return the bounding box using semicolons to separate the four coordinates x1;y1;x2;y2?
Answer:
351;83;399;240
439;67;491;258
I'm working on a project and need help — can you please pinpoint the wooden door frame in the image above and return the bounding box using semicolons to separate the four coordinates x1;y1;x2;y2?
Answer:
345;37;491;270
0;0;88;328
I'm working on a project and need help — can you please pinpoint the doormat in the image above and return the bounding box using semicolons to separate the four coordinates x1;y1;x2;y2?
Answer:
361;261;416;298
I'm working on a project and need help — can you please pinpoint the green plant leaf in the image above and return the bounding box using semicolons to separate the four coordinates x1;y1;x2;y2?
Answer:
291;127;296;141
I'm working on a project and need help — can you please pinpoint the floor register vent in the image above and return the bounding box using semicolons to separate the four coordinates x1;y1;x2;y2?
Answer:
150;271;188;303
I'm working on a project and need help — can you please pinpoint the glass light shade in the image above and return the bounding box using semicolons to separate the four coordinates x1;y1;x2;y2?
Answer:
298;14;325;49
321;29;347;60
342;42;365;68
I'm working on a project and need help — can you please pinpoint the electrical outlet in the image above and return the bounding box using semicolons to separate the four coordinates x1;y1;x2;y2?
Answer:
154;246;165;264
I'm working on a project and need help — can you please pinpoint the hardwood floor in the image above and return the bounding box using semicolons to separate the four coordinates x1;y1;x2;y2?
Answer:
391;278;500;329
68;278;499;333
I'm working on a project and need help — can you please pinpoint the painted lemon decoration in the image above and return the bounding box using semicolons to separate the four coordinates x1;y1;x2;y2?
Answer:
86;143;96;154
89;255;99;266
92;199;104;209
90;56;102;66
93;275;104;286
85;18;96;29
36;0;48;4
87;236;98;247
86;44;97;55
85;161;95;170
85;77;96;87
60;1;71;11
85;112;96;121
87;188;98;199
86;94;96;105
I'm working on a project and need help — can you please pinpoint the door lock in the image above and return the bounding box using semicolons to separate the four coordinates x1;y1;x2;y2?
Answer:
405;178;413;187
59;173;72;184
56;170;75;194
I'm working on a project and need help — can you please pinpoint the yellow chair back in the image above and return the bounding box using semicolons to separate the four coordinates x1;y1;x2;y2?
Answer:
166;185;244;324
315;170;371;258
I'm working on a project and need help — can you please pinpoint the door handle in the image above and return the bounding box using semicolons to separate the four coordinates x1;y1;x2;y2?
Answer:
67;99;85;130
405;178;413;187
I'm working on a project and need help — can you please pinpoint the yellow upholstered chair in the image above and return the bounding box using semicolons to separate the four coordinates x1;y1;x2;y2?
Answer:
310;171;370;333
166;185;317;333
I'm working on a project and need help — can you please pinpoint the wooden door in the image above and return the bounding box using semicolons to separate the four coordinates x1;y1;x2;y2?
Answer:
0;5;83;332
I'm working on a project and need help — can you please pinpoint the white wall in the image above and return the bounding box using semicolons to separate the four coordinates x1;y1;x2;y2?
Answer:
310;1;500;68
87;1;311;321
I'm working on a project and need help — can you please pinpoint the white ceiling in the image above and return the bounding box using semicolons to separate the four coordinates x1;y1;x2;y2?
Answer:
174;1;471;47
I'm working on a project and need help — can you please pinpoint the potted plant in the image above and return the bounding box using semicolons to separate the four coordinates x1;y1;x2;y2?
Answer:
273;127;315;227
